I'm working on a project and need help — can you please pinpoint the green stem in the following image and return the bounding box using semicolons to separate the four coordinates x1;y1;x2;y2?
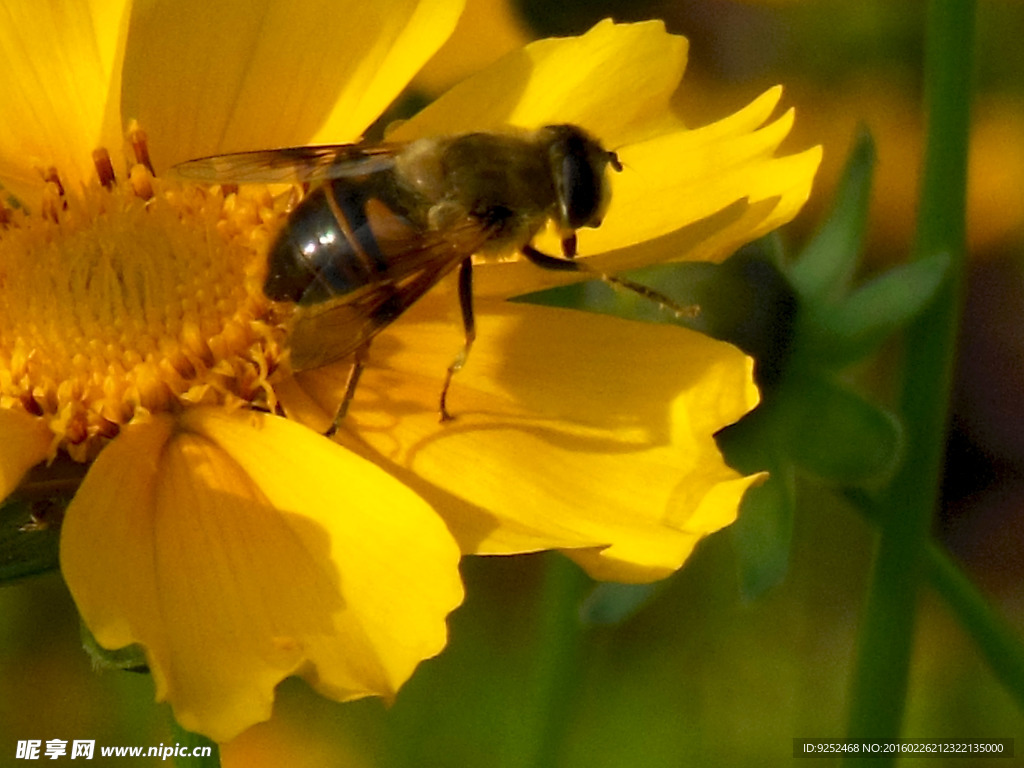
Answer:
845;486;1024;710
526;553;591;768
924;543;1024;709
843;0;974;763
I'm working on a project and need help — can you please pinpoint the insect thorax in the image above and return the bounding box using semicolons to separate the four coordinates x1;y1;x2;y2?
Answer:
395;132;559;255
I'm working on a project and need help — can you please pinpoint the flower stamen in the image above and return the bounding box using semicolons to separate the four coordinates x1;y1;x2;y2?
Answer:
91;148;116;189
39;168;67;221
41;166;65;197
129;125;155;176
0;130;290;462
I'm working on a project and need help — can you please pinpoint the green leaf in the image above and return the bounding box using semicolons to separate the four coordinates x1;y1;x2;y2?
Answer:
715;399;775;475
804;251;951;366
730;469;795;601
790;129;875;302
170;718;221;768
0;497;62;583
516;248;797;369
777;372;902;483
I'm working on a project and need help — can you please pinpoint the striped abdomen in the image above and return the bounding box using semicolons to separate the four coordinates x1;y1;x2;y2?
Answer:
263;176;400;306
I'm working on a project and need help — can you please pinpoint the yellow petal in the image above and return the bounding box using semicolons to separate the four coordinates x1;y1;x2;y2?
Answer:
121;0;464;170
0;410;53;501
472;194;817;302
315;291;760;582
523;92;821;266
61;408;462;742
387;20;821;296
565;471;763;581
390;19;688;146
602;96;783;241
466;100;823;297
310;0;466;145
0;0;131;206
410;0;530;95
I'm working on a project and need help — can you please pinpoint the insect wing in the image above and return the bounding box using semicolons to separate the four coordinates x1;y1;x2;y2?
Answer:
172;144;401;184
286;218;493;372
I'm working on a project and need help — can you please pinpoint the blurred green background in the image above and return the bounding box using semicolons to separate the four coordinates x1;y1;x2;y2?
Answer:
2;1;1023;765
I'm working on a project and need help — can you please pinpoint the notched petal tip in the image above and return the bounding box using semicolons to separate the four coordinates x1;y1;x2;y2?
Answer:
62;408;462;742
350;303;762;581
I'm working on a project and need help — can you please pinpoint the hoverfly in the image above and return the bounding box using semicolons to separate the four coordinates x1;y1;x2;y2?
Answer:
175;124;691;434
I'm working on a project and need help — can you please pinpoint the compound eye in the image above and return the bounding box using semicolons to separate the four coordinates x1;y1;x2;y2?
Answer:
559;149;601;229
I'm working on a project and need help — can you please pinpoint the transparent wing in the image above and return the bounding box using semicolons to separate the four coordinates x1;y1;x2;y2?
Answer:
172;144;402;184
286;218;494;372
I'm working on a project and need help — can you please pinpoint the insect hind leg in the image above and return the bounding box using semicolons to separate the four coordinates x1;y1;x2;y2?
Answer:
439;257;476;422
325;341;371;437
520;244;698;320
323;290;406;436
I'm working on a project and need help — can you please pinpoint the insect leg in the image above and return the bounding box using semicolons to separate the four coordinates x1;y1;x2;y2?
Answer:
561;233;577;257
520;245;698;320
439;257;476;422
325;341;371;437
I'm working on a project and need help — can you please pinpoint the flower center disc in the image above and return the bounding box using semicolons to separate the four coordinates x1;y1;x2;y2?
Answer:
0;159;286;460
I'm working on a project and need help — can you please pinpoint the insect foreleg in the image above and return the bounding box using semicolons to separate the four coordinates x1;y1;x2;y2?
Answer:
520;244;698;320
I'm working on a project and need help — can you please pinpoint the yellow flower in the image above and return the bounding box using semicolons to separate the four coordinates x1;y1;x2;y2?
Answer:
0;0;819;744
0;0;465;743
279;20;821;581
